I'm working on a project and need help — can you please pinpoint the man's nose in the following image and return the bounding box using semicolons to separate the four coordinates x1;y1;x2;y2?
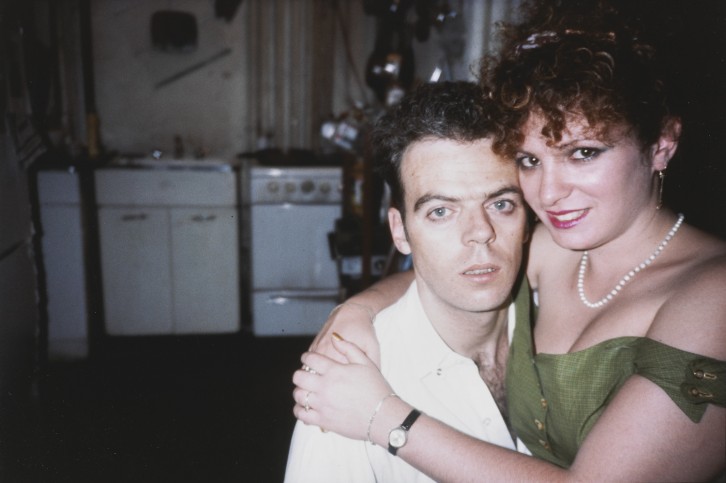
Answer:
464;208;496;245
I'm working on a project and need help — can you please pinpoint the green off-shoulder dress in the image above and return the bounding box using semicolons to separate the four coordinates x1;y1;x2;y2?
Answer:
507;284;726;468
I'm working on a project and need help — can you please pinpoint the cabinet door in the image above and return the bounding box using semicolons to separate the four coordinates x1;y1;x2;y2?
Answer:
98;207;173;335
171;207;239;333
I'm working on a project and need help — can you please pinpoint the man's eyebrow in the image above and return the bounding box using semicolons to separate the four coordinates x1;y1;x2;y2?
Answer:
490;185;523;199
412;185;522;212
413;194;459;212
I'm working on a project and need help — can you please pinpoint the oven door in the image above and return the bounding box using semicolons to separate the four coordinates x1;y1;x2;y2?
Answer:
250;203;340;335
252;289;339;336
251;204;339;290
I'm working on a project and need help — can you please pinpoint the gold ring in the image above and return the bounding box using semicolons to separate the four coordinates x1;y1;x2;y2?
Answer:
302;364;318;375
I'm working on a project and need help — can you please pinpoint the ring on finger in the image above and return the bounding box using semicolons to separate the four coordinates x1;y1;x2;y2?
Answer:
302;364;318;375
304;391;311;412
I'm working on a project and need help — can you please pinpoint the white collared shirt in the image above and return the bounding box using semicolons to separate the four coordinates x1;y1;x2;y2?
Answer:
285;281;528;483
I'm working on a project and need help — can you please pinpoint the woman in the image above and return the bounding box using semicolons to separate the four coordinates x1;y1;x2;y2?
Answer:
293;1;726;480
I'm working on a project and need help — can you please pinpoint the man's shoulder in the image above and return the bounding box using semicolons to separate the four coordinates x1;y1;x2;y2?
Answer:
374;284;416;347
374;281;437;377
375;280;419;331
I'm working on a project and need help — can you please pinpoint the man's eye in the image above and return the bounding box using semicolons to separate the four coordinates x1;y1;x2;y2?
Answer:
492;200;515;212
428;207;449;219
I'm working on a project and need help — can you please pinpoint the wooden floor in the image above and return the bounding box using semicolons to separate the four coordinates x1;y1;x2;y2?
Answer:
4;333;312;482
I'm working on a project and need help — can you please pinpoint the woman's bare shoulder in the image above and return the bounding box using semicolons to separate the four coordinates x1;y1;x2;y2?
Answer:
649;226;726;359
676;224;726;285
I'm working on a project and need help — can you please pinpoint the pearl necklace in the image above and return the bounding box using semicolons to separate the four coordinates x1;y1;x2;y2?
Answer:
577;213;685;309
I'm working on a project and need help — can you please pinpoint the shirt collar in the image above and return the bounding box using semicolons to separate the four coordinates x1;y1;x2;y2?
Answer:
393;281;517;380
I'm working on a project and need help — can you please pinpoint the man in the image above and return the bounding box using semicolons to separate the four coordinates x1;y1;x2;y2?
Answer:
285;81;531;482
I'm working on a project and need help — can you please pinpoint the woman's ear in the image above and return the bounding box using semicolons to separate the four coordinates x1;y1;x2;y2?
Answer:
651;116;682;171
388;207;412;255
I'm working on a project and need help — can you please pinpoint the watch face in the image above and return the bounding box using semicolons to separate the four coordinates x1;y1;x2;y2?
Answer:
389;427;407;448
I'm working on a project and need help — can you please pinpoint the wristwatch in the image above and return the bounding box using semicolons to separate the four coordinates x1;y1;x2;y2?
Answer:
387;409;422;456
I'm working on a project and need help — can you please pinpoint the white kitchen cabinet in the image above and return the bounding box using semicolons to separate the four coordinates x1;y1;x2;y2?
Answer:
95;166;239;335
97;206;173;335
171;207;239;333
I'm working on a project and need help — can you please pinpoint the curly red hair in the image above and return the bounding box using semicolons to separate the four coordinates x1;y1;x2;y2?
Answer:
482;0;677;157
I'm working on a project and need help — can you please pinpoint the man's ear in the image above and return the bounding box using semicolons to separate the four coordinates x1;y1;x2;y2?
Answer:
651;116;682;171
388;207;412;255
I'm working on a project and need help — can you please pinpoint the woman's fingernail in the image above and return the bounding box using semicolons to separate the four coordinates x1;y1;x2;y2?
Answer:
332;332;344;341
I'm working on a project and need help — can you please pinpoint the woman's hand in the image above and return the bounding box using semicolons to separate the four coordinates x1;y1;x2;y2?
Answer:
293;335;394;441
308;271;415;366
308;303;381;365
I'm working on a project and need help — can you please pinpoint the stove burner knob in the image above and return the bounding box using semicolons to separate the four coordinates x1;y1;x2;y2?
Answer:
319;182;331;194
301;180;315;194
285;181;296;193
267;181;280;193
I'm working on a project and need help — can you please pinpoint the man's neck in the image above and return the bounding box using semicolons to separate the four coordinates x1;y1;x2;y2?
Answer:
418;288;512;426
421;297;510;366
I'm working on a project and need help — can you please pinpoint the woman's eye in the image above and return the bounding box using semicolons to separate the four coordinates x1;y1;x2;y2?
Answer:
516;154;539;169
572;147;601;160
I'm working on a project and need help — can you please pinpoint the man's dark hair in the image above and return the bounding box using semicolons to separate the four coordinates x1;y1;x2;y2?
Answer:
372;81;505;212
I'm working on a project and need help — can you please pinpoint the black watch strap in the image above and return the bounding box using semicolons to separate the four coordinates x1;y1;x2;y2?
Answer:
400;409;422;432
388;409;422;456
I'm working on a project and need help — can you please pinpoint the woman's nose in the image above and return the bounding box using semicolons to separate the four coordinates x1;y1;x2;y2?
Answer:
538;164;570;207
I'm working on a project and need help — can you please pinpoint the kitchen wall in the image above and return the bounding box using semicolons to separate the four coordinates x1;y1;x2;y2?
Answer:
90;0;521;159
92;0;250;159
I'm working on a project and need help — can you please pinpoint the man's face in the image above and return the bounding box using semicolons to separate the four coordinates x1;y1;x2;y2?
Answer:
389;137;527;317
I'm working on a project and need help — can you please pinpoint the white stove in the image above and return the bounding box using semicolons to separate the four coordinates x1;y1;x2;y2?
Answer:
247;165;343;336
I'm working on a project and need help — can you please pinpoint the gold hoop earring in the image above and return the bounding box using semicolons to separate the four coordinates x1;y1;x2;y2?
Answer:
656;170;665;210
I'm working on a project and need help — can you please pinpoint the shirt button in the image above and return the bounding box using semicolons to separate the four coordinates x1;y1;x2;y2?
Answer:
540;398;548;410
482;418;491;426
534;419;545;431
538;439;551;450
436;368;443;376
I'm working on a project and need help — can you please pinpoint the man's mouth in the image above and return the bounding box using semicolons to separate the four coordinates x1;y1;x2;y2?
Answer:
463;267;496;275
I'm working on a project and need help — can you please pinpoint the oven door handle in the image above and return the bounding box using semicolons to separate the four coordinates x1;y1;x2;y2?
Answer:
266;294;339;305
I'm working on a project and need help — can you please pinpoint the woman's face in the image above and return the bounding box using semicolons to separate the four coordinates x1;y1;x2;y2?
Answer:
515;113;659;251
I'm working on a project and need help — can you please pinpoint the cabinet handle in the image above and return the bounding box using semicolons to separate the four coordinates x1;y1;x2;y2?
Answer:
191;214;217;222
121;213;148;221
